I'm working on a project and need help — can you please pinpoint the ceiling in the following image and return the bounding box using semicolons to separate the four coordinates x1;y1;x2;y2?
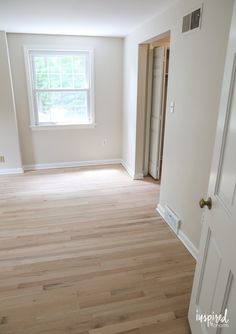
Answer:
0;0;176;37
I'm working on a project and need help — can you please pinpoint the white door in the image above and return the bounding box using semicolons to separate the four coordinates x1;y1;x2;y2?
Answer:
148;46;165;179
188;4;236;333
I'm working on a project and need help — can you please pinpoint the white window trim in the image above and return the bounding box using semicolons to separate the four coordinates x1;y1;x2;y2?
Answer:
29;123;96;131
23;45;95;129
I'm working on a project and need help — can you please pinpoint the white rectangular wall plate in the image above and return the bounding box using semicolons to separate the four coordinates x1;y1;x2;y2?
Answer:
170;101;175;113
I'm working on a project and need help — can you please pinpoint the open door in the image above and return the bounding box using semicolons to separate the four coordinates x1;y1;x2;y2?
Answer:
188;4;236;333
148;46;165;179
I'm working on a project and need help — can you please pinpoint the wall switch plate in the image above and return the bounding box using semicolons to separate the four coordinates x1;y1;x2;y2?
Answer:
170;101;175;113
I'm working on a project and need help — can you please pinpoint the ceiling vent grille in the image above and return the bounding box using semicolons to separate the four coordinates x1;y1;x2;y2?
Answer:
182;7;202;33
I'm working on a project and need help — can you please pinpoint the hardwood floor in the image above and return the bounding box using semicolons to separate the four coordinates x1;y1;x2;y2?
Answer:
0;165;195;334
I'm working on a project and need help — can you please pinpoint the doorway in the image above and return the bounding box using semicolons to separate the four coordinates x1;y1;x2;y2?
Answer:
143;34;170;181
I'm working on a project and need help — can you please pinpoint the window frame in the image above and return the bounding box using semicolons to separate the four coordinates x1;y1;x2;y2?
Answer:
24;46;95;130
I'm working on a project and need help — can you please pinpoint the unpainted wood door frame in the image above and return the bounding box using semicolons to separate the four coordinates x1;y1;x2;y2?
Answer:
144;45;170;180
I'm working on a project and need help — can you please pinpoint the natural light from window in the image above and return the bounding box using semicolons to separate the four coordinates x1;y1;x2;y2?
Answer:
25;49;94;128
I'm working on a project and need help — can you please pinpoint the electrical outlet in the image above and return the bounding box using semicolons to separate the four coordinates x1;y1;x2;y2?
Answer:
0;156;5;163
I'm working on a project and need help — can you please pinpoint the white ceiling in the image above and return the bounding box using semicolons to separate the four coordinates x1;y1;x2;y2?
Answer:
0;0;176;37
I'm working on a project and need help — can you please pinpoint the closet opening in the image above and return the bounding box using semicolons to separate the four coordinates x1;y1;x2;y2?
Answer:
144;34;170;183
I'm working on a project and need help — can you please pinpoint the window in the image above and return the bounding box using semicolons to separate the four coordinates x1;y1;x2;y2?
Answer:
25;48;94;128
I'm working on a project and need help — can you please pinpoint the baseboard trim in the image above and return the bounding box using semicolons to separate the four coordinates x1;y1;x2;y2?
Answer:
133;173;144;180
156;203;198;260
121;160;135;178
156;203;165;219
121;161;144;180
0;168;24;175
24;159;122;171
178;229;198;260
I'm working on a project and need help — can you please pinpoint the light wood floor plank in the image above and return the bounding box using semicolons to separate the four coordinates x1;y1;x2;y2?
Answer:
0;165;195;334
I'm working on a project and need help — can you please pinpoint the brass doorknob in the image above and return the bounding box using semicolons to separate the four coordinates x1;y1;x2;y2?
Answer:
199;197;212;210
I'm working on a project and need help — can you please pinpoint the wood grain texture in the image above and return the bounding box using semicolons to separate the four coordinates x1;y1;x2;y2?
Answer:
0;165;195;334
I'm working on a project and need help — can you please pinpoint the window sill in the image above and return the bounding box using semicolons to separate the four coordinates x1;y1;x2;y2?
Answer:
29;123;96;131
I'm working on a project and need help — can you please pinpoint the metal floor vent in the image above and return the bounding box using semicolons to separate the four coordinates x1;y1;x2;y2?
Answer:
164;206;180;234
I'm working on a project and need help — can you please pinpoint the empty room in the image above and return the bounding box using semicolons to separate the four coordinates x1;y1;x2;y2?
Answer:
0;0;235;333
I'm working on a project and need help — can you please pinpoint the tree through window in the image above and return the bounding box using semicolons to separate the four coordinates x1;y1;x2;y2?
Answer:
25;49;94;127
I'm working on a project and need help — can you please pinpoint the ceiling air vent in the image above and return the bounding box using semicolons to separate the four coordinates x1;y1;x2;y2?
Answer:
182;7;202;33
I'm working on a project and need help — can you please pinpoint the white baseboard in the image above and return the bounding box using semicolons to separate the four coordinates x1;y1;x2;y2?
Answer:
156;203;198;260
121;160;135;178
133;173;144;180
156;203;165;219
121;161;144;180
0;168;24;175
24;159;122;171
178;229;198;260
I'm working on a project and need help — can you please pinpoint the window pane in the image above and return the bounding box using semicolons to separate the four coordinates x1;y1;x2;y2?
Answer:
73;55;87;74
74;74;87;89
36;73;49;89
48;56;61;73
62;74;74;89
32;52;88;89
34;56;47;73
29;51;92;125
36;91;88;124
49;74;61;88
61;56;73;74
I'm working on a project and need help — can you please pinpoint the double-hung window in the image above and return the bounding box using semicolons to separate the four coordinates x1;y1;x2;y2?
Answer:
25;48;94;128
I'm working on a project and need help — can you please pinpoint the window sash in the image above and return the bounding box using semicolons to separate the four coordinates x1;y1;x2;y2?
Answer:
32;89;90;125
26;49;93;126
30;51;90;89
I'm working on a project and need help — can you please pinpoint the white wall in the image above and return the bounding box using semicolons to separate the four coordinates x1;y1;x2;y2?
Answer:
123;0;234;248
0;31;22;174
7;33;123;167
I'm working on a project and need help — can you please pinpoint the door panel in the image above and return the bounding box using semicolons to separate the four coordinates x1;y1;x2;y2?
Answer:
195;229;222;317
188;3;236;333
148;46;165;179
221;279;236;333
216;68;236;215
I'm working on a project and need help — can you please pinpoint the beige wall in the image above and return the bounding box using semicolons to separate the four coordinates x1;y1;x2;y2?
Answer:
7;33;123;167
123;0;234;248
0;31;22;173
